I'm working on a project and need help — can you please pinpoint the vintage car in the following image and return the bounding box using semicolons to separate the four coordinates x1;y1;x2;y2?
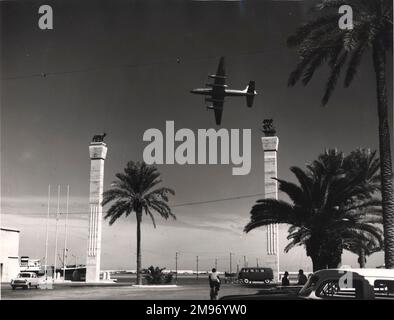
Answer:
298;268;394;300
11;272;40;290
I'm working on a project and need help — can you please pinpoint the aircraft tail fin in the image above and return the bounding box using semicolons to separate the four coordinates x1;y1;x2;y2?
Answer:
246;81;256;107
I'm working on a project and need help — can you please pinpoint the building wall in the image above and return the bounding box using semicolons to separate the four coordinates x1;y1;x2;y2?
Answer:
0;228;20;282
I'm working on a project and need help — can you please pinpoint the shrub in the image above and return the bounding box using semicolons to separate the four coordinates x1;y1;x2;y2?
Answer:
143;266;173;285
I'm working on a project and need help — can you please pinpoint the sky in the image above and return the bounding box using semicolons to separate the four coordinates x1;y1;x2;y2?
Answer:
1;0;393;272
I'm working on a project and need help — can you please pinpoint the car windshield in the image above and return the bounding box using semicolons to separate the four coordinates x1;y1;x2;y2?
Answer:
18;273;31;278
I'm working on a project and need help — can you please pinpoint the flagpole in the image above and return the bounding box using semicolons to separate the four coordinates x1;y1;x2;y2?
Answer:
44;184;51;281
62;185;69;281
53;184;60;282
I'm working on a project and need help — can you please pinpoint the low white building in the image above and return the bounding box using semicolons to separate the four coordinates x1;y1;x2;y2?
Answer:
0;227;20;282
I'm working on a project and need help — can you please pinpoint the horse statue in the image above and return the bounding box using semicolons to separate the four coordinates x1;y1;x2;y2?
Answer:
91;132;107;143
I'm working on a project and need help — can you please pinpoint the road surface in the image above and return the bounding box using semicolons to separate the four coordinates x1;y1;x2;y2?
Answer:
1;283;262;300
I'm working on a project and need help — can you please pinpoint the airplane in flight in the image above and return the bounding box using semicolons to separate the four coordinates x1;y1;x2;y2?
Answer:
190;56;257;125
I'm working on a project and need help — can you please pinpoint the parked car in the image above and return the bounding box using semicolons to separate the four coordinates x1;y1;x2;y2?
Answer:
238;267;273;284
298;268;394;300
11;272;40;290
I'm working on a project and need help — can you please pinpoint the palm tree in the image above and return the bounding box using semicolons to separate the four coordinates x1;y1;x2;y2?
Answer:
245;149;383;271
287;0;394;268
102;161;175;285
344;234;383;268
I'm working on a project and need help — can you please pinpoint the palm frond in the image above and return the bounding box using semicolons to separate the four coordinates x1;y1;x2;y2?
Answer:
145;208;157;228
244;199;297;233
105;200;132;225
322;51;348;105
344;44;366;87
287;14;340;48
289;166;314;203
275;178;306;206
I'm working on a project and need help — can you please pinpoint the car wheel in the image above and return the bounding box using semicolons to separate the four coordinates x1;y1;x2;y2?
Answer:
243;279;249;284
264;279;271;284
11;286;16;290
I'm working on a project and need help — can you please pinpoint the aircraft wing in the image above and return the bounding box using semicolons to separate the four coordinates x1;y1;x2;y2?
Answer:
216;56;225;78
213;57;226;88
213;100;224;125
210;57;226;86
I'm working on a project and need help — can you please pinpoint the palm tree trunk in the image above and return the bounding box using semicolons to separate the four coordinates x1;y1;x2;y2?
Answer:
373;39;394;269
328;254;341;269
358;248;366;268
308;235;343;271
311;255;328;272
136;210;142;285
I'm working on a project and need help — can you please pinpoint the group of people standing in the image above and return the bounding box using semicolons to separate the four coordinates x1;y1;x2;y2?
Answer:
281;269;308;286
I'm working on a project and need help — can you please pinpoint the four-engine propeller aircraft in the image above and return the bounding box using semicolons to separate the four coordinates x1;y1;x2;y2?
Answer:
190;56;257;125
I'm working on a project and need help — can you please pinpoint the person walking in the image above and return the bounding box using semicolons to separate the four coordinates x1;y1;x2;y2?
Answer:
209;268;221;300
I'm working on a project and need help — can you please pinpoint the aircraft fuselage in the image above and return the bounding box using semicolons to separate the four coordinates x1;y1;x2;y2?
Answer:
190;88;253;97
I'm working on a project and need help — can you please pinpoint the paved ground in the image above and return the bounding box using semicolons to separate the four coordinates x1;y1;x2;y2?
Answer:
1;283;263;300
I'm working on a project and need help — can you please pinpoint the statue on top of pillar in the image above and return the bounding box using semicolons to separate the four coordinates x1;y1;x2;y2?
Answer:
261;119;276;137
91;133;107;143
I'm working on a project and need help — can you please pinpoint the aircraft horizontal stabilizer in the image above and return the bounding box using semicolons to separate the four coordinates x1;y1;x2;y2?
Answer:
206;105;222;110
208;74;226;80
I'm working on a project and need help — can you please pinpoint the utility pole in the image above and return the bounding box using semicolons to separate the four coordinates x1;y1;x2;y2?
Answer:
243;255;247;268
196;256;199;280
256;258;259;268
44;185;51;281
229;252;233;274
175;252;179;283
62;185;70;281
53;185;60;282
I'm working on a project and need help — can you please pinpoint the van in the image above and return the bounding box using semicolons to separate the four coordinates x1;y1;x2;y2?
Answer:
238;267;274;284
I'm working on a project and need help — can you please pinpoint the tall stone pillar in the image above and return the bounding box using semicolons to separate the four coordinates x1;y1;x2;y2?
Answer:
86;140;107;282
262;130;279;282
